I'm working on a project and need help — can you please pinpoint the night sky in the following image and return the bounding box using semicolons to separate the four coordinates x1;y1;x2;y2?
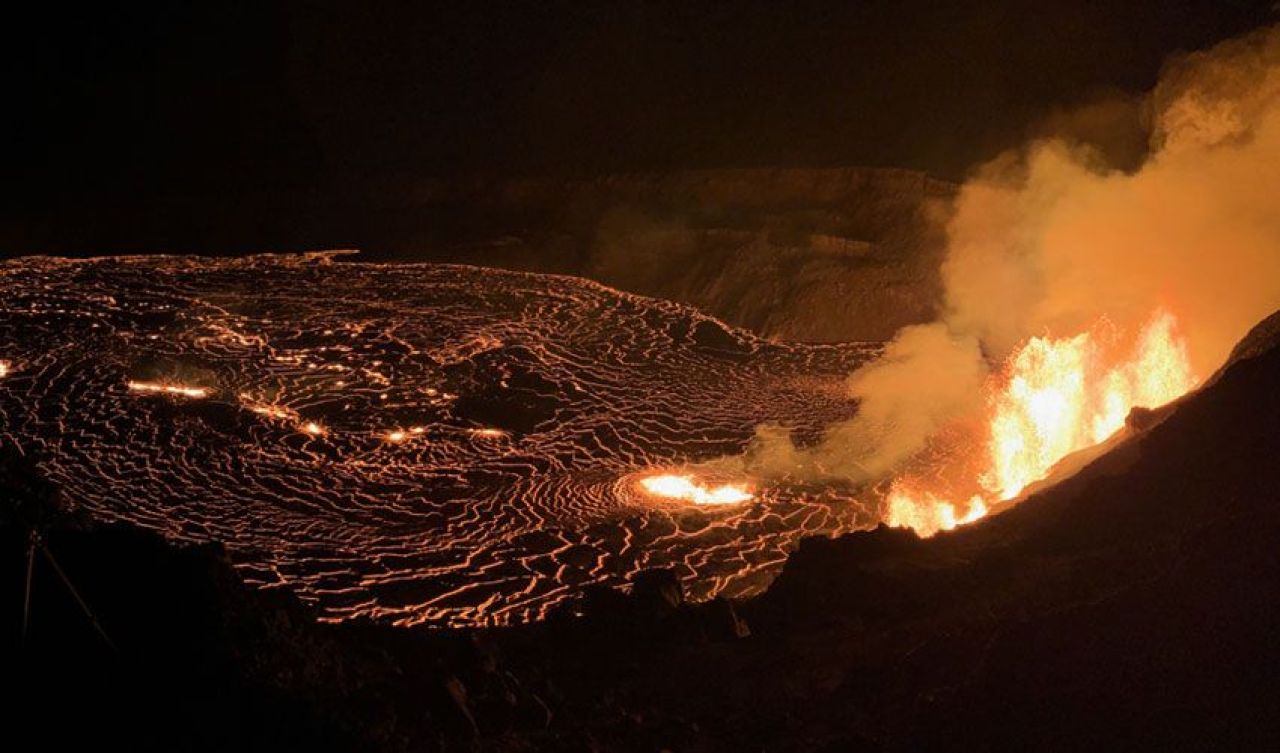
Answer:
3;1;1275;255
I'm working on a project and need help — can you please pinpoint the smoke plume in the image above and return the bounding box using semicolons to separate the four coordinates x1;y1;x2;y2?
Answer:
748;24;1280;484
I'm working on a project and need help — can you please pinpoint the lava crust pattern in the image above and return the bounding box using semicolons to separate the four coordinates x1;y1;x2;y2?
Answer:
0;254;876;626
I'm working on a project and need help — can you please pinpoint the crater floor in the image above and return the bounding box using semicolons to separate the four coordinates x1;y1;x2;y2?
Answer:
0;253;875;626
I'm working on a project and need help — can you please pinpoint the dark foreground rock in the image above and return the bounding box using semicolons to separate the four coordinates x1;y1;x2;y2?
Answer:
7;310;1280;752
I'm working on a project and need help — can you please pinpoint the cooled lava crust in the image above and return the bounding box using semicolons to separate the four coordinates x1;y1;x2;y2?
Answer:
0;253;876;626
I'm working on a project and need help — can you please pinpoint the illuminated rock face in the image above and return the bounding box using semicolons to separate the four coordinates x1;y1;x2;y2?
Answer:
459;168;954;343
0;253;875;627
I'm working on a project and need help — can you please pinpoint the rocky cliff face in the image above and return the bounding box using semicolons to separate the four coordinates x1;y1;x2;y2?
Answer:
452;167;955;343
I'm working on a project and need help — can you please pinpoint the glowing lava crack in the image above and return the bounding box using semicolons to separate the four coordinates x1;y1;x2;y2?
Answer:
0;254;877;627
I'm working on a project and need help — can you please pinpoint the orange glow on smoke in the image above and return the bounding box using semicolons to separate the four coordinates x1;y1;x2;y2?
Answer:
888;309;1196;536
639;474;753;506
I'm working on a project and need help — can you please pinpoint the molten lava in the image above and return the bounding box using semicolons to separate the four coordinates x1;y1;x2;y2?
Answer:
127;380;211;399
888;309;1197;536
640;474;753;506
0;254;874;626
886;487;987;538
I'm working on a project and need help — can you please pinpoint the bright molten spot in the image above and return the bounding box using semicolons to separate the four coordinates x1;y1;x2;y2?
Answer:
639;474;753;506
889;309;1197;537
127;381;211;399
886;488;987;538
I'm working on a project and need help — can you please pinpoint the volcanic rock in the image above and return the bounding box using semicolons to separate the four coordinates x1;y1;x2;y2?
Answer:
630;567;685;613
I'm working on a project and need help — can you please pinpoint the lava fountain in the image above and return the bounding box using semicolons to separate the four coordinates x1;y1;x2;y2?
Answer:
886;308;1197;536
